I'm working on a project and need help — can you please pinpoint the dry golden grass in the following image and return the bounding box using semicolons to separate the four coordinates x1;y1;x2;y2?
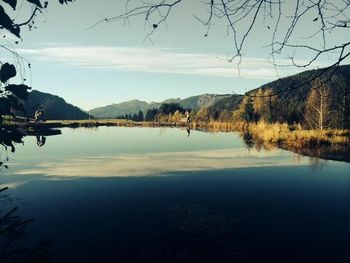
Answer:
4;117;349;148
237;121;349;147
191;120;349;147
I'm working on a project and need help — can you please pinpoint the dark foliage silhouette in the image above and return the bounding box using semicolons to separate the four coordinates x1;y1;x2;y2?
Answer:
0;127;25;154
0;188;53;263
1;0;73;125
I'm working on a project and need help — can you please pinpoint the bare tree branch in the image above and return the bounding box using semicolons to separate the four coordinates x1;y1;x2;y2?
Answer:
94;1;349;73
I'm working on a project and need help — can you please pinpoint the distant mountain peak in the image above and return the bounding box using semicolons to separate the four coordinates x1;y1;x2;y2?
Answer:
88;94;231;118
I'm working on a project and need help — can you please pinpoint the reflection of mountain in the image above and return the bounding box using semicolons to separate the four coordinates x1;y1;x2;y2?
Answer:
88;94;231;118
24;90;90;120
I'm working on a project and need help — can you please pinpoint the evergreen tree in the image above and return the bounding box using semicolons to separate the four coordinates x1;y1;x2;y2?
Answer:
159;103;185;115
137;110;144;121
132;114;138;121
330;75;350;129
145;108;158;121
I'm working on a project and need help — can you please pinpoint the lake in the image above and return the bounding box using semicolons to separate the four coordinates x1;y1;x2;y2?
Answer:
1;127;349;262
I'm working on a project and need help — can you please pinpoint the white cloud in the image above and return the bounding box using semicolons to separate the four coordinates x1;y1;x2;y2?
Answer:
18;45;308;80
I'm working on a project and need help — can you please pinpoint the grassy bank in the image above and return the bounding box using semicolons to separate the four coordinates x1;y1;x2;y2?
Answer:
2;117;349;161
46;119;349;148
4;118;349;150
201;121;350;147
199;120;350;162
247;122;349;147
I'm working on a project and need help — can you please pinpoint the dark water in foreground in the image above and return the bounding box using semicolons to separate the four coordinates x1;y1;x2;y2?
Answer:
1;127;349;262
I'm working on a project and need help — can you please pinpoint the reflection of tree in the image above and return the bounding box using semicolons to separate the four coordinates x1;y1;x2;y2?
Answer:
0;127;28;173
239;129;350;162
0;127;25;154
0;127;58;262
0;126;60;170
0;127;25;171
0;188;52;263
242;131;254;150
309;157;328;171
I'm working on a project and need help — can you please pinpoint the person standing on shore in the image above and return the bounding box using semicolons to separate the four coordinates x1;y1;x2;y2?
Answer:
34;110;44;123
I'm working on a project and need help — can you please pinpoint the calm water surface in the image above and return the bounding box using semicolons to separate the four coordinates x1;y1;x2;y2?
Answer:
1;127;349;262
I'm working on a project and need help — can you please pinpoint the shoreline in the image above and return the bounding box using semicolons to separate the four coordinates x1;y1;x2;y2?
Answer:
2;119;349;162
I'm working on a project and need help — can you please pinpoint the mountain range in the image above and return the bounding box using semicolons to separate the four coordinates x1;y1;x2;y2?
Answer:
24;90;90;120
88;94;231;118
23;65;350;121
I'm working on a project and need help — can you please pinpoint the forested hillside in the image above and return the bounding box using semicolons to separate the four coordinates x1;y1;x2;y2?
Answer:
24;90;90;120
200;65;350;129
88;94;230;118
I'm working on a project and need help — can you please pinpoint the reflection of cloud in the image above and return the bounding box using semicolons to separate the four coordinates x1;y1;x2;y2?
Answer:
0;181;27;190
17;45;317;79
15;148;307;178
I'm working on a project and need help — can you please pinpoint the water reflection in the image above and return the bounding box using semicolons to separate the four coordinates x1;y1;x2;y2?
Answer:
3;126;347;178
14;148;309;178
0;127;25;153
0;127;61;262
36;136;46;147
116;203;240;262
309;157;328;171
0;126;61;169
238;129;350;163
0;186;53;263
241;131;254;149
0;127;349;262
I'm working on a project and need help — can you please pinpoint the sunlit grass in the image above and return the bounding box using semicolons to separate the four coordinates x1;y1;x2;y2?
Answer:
248;122;348;147
3;117;349;147
199;120;349;147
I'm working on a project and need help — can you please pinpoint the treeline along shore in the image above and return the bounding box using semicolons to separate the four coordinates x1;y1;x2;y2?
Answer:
2;114;350;162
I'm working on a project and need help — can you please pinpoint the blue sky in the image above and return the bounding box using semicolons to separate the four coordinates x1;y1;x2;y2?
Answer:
2;0;349;110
